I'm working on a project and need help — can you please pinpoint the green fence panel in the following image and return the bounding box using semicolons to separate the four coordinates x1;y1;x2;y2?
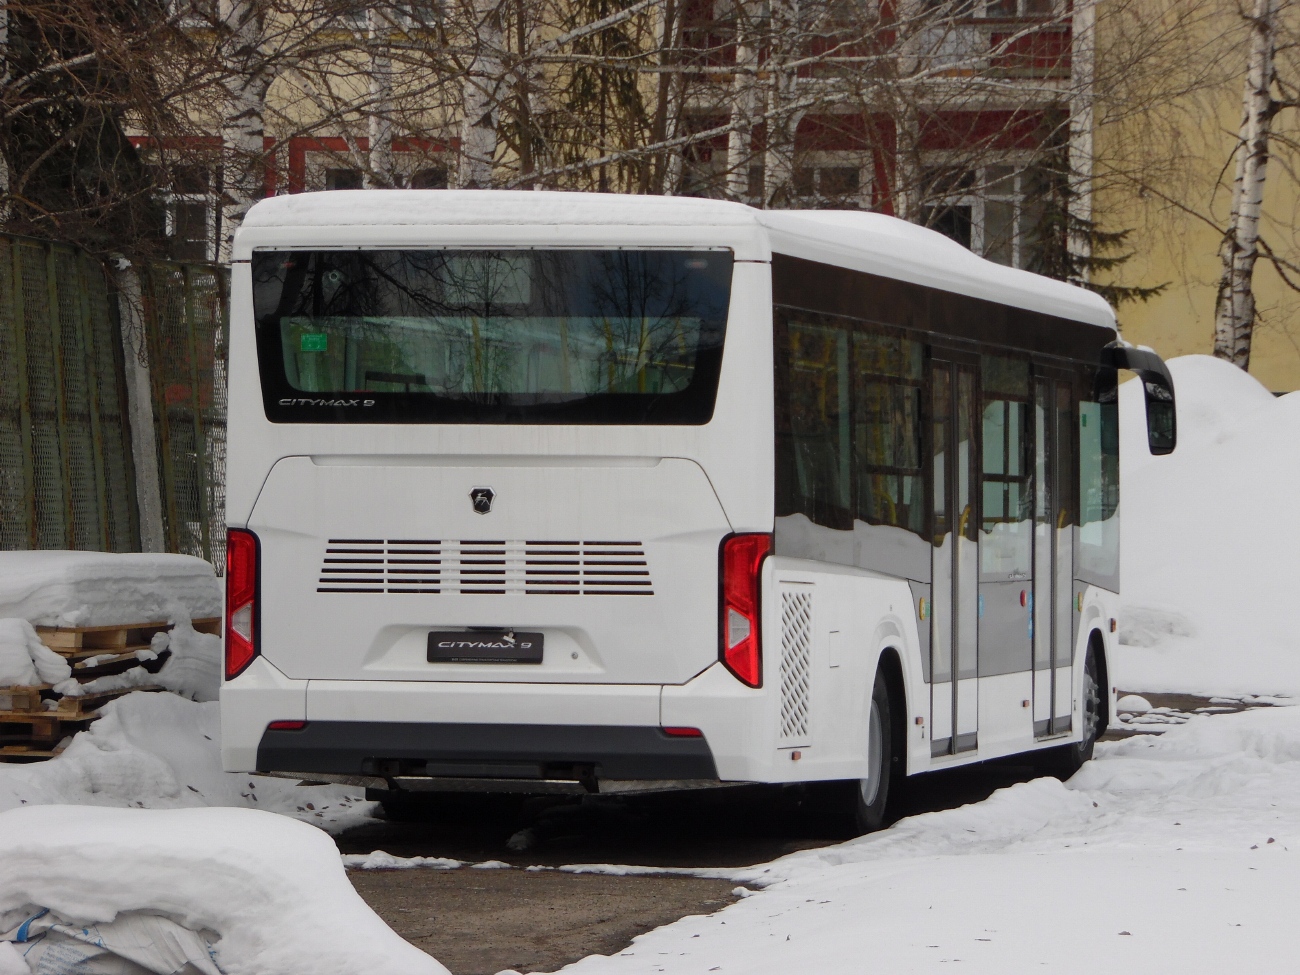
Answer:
141;260;228;569
0;233;140;552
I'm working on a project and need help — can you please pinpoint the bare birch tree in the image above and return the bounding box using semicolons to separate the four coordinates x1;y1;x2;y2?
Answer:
1213;0;1281;369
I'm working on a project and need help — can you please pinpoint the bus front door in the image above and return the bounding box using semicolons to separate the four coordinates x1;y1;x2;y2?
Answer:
931;358;980;756
1033;376;1077;737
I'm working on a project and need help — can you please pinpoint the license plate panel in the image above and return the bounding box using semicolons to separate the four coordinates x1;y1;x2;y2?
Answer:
427;630;544;664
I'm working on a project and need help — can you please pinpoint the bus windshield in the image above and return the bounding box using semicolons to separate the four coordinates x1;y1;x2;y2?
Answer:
252;248;733;424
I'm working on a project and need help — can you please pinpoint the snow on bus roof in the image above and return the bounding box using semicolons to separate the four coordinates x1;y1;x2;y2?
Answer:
242;189;757;229
241;190;1115;330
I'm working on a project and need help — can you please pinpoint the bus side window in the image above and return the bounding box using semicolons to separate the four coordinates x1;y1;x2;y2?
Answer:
978;355;1031;579
852;329;925;537
1077;368;1120;589
785;321;852;529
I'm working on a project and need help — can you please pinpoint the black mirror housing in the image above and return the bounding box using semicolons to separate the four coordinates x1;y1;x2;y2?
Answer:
1102;342;1176;455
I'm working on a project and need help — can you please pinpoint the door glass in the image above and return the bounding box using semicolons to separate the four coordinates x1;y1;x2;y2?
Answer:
1033;380;1052;674
931;367;952;686
955;369;979;684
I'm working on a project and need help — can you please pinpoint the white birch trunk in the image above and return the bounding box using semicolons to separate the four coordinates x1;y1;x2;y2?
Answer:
1067;0;1096;285
892;0;928;222
457;0;505;188
1213;0;1279;370
725;2;760;202
761;0;807;209
219;0;272;262
367;7;396;188
658;0;684;196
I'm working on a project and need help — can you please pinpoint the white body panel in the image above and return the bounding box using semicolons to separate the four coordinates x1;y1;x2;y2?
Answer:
221;191;1121;787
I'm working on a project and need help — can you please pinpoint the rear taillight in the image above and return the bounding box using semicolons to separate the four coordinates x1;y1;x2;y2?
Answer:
719;532;771;688
225;528;260;681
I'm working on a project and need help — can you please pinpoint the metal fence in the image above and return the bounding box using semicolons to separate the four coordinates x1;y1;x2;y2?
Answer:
0;236;139;552
140;262;229;569
0;233;228;568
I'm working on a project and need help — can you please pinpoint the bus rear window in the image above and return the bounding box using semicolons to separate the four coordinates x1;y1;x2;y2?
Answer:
252;249;733;424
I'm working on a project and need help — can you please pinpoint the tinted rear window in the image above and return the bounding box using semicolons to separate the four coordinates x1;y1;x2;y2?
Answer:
252;249;733;424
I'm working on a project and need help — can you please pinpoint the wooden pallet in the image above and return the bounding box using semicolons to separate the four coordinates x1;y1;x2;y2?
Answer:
35;616;219;652
0;744;65;763
0;709;98;745
0;687;45;712
0;686;161;750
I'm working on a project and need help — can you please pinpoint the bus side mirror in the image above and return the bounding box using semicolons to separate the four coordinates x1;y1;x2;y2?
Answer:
1103;343;1176;456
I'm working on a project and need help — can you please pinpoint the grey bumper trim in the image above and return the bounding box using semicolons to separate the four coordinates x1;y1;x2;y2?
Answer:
256;721;719;783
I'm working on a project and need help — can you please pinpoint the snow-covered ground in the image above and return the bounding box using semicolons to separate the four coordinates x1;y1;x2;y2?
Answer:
0;692;371;832
1118;355;1300;697
547;704;1300;974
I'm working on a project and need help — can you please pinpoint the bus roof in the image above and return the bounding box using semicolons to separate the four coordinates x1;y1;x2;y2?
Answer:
238;190;1116;332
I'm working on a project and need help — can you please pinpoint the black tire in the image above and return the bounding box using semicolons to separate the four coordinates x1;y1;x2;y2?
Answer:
815;667;900;837
1039;644;1103;778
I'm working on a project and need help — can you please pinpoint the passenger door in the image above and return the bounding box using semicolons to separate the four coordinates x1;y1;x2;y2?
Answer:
1032;374;1077;737
930;355;980;756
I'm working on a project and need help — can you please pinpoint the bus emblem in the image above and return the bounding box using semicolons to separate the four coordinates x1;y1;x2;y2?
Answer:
470;487;495;514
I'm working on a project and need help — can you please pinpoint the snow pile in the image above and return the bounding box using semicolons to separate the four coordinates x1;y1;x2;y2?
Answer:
0;805;446;975
0;618;71;688
1118;354;1300;696
343;851;465;871
0;552;221;628
0;691;372;833
561;706;1300;974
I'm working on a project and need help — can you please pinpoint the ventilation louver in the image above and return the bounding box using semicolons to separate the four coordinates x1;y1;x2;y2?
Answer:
778;586;813;744
317;539;653;596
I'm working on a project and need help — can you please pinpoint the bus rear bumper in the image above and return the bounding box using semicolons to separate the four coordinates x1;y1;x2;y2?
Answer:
256;720;718;788
221;662;751;786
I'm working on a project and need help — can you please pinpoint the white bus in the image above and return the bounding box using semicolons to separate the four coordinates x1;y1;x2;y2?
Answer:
221;191;1176;833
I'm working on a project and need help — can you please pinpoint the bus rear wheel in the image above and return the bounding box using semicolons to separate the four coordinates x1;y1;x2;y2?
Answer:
817;667;898;836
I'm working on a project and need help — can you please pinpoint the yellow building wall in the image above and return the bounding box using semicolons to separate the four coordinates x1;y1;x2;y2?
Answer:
1093;5;1300;392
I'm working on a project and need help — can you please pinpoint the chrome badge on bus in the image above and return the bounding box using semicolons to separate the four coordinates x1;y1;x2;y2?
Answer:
470;486;495;514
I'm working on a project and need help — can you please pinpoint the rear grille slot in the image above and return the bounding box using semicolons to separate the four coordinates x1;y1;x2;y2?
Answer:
317;540;653;595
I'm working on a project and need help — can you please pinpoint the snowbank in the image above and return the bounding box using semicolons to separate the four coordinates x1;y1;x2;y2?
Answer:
0;691;372;833
1118;354;1300;696
0;805;446;975
0;552;221;628
558;706;1300;974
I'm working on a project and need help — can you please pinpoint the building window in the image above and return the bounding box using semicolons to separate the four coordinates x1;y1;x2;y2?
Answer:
792;155;869;209
983;0;1059;17
922;164;1049;270
164;165;218;262
325;168;364;190
410;166;448;189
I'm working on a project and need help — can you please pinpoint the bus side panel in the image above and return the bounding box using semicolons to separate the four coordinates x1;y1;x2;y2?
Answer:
662;558;924;784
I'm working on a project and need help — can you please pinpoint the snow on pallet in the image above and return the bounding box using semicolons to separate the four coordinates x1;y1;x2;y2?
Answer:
1;613;219;762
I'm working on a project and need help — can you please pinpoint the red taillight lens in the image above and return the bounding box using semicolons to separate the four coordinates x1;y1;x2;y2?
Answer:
225;528;259;681
719;532;771;688
267;720;306;731
662;726;703;738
